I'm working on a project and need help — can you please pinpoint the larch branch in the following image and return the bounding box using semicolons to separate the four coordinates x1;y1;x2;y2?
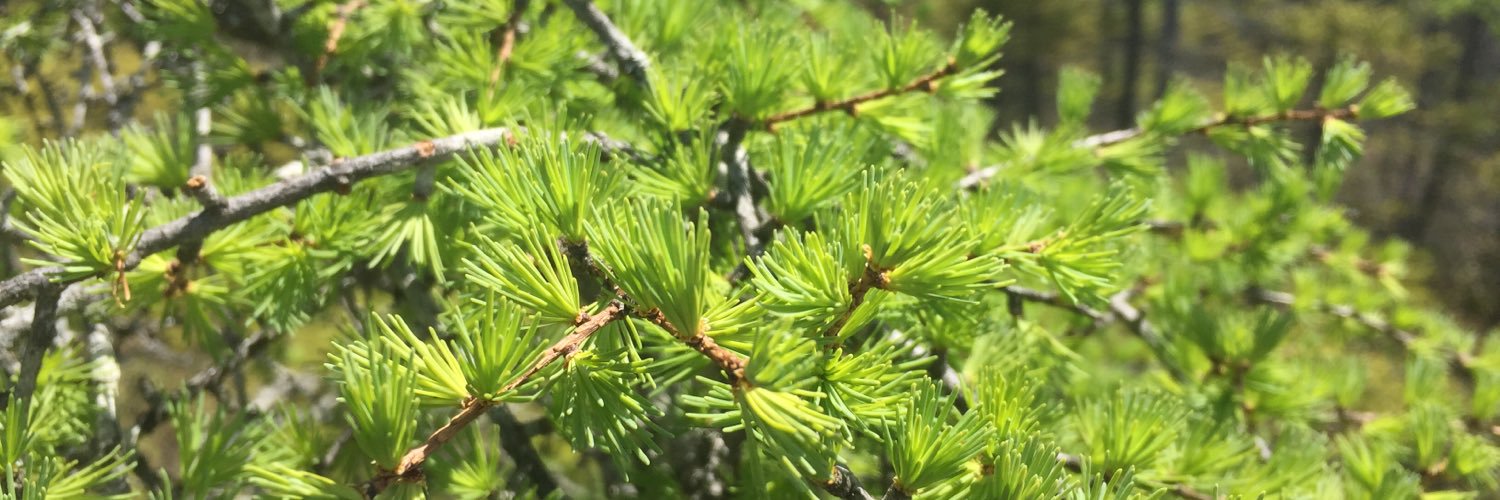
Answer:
563;0;652;91
960;105;1363;188
370;301;625;494
11;283;62;416
0;127;521;310
762;58;960;129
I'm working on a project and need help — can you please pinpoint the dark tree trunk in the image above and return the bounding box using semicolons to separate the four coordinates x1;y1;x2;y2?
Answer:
1398;13;1489;241
1117;0;1144;128
1155;0;1179;98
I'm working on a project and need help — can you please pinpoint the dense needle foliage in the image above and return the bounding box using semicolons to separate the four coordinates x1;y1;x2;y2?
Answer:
0;0;1492;499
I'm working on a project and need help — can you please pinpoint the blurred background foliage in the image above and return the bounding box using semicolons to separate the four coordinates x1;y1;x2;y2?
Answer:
898;0;1500;330
8;0;1493;329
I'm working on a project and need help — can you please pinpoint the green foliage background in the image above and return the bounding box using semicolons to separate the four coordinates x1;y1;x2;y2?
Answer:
0;0;1493;499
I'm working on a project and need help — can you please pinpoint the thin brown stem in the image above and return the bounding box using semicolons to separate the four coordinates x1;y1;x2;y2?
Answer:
371;301;625;493
641;309;748;384
488;0;530;89
823;257;889;341
762;58;960;130
315;0;368;76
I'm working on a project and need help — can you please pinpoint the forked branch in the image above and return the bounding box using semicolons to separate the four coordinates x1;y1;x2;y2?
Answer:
369;301;626;494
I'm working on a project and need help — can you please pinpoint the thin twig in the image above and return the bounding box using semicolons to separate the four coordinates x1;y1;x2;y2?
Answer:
958;105;1363;188
762;58;959;130
184;107;226;211
562;0;651;90
367;301;625;495
1080;106;1361;149
640;308;748;384
1000;285;1112;324
72;7;120;120
315;0;367;76
998;283;1187;382
487;0;530;90
1248;287;1474;382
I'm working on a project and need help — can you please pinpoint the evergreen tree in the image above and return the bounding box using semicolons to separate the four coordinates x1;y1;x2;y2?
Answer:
0;1;1490;498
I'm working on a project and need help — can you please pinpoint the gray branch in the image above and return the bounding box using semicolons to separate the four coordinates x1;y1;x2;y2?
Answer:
1001;285;1112;324
11;283;62;414
73;8;120;110
563;0;652;91
185;107;226;210
719;121;772;282
1249;287;1474;381
0;127;518;309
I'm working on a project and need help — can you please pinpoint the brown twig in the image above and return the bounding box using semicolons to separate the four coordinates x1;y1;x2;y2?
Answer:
1000;285;1112;324
823;252;889;342
488;0;530;89
640;309;748;384
316;0;367;76
762;58;960;130
366;301;625;495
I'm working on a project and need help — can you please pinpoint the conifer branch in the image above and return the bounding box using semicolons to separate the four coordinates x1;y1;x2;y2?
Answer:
1078;105;1361;149
372;301;625;494
720;119;771;275
11;283;62;415
0;127;520;309
762;58;960;130
563;0;651;90
1249;288;1475;382
640;308;749;384
960;105;1364;187
182;107;227;226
